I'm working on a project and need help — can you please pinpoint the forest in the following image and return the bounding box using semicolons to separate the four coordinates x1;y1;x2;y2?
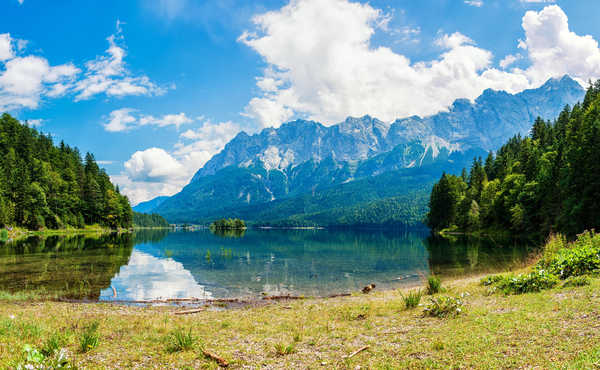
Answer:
0;114;132;230
132;212;170;228
427;80;600;239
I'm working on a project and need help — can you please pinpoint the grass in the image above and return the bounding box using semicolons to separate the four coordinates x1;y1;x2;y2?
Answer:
166;327;196;353
426;275;442;295
401;289;423;309
2;274;600;368
79;321;100;353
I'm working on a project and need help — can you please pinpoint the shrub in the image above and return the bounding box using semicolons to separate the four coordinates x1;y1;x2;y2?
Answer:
426;275;442;295
423;296;463;318
401;289;423;309
167;327;196;352
480;275;504;286
495;270;559;295
538;231;600;279
0;229;8;243
562;275;590;288
79;321;100;353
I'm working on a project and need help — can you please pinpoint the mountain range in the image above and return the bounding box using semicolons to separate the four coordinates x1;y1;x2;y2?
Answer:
135;75;585;227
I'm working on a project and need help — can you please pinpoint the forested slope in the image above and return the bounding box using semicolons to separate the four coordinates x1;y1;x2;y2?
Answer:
427;81;600;238
0;114;132;230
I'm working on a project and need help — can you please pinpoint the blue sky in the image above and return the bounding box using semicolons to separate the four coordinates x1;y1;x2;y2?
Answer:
2;0;600;204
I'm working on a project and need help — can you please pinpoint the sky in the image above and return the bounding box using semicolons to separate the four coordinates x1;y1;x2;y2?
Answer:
2;0;600;205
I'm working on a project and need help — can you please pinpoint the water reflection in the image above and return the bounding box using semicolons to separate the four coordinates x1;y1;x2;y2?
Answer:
0;229;535;301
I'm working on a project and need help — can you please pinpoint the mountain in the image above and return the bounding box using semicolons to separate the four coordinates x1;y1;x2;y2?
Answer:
132;196;169;213
154;76;585;226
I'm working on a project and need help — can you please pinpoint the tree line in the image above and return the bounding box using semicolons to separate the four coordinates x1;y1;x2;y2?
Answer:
427;80;600;239
0;113;132;230
132;212;170;228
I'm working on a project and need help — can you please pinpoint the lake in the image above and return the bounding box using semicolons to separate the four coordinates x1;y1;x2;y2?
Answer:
0;229;535;301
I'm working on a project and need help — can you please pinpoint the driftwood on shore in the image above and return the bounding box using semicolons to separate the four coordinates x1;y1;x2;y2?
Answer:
202;350;229;367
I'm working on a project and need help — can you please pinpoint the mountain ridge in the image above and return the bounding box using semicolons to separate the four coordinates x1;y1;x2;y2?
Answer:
149;76;585;225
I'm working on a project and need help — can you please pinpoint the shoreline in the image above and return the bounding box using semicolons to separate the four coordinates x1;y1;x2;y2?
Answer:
2;266;599;368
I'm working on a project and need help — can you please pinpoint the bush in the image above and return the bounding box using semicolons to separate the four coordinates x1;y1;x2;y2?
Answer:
423;296;464;318
480;275;504;286
79;321;100;353
538;231;600;279
562;275;590;288
0;229;8;243
401;289;422;309
426;275;442;295
166;327;196;353
494;270;559;295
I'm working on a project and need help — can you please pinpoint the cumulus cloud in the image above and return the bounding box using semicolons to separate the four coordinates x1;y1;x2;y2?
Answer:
516;5;600;86
0;33;79;111
0;23;164;112
239;0;531;127
500;54;522;69
115;118;242;204
240;1;599;128
124;147;186;183
104;108;193;132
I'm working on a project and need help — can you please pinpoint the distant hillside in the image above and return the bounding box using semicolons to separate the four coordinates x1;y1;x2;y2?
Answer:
153;76;585;226
133;196;169;214
0;113;133;230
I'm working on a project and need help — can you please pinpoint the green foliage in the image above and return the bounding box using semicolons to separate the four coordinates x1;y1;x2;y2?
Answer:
422;296;464;318
210;218;246;230
401;289;423;309
41;332;67;357
426;275;442;295
274;342;296;356
17;344;72;369
132;212;170;228
538;230;600;279
493;270;559;295
166;327;196;352
79;321;100;353
562;275;590;288
0;229;7;243
427;80;600;238
0;114;133;230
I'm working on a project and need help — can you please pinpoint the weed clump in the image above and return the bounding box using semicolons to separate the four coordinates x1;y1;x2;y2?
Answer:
401;289;423;309
423;296;463;318
79;321;99;353
274;342;296;356
426;276;442;295
166;327;196;353
562;275;590;288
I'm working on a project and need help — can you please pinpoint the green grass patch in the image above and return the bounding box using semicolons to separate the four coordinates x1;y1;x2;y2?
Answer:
79;321;100;353
401;289;423;309
166;327;196;353
426;275;442;295
422;296;464;318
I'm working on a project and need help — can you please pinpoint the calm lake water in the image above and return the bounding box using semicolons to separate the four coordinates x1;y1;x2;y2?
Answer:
0;229;535;301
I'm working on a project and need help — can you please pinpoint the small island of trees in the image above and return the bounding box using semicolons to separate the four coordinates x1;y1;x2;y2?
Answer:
210;218;246;230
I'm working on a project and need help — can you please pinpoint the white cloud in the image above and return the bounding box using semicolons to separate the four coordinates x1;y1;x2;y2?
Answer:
17;0;24;4
74;22;165;101
516;5;600;86
239;1;599;128
115;118;242;204
124;147;186;183
465;1;483;7
104;108;193;132
521;0;555;3
499;53;522;69
25;118;43;127
239;0;531;127
0;23;164;112
0;34;14;61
